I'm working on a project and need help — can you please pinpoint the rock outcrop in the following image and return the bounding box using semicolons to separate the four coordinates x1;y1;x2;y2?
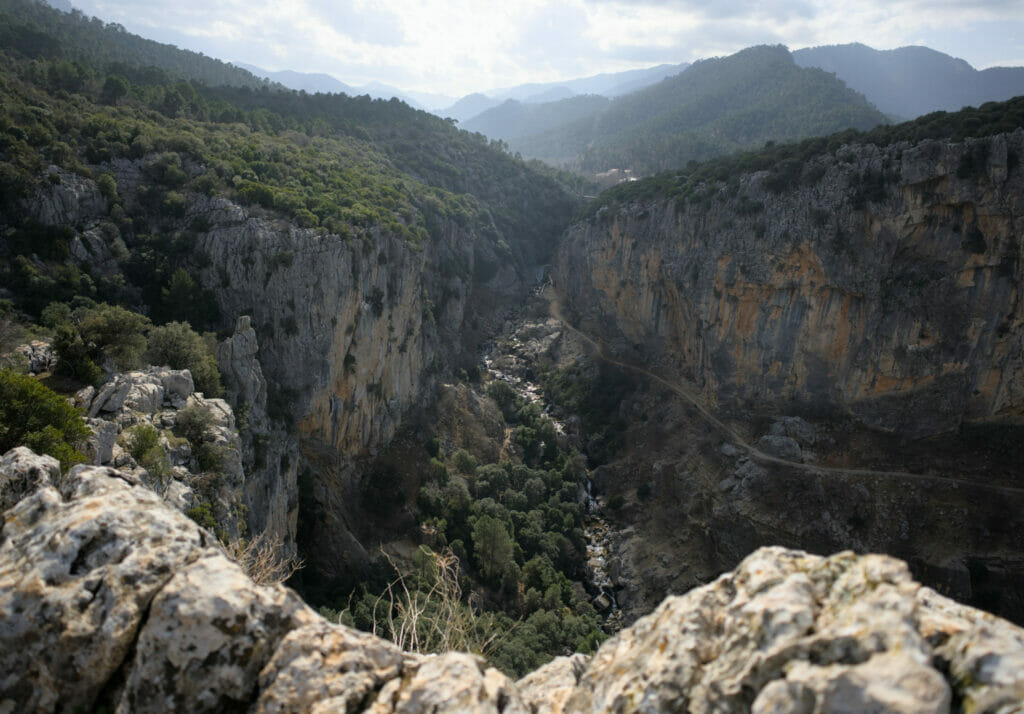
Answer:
72;366;248;541
3;448;1024;713
556;130;1024;435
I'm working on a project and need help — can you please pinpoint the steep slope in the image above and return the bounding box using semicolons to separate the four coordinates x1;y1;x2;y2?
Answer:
559;128;1024;432
551;100;1024;622
0;0;268;88
795;42;1024;120
506;45;887;176
0;0;578;576
461;94;611;143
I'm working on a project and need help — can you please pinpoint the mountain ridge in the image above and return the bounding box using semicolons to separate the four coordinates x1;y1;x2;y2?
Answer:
794;42;1024;119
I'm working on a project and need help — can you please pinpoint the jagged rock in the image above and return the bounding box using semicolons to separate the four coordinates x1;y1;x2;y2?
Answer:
116;555;317;713
752;653;949;714
73;384;95;410
0;461;212;713
21;166;107;227
159;368;195;407
255;622;408;713
88;377;131;416
4;453;1024;713
368;653;527;714
755;434;802;460
0;447;59;512
564;546;1024;713
123;376;164;414
217;315;267;413
84;417;119;465
768;416;816;446
14;340;56;375
517;654;589;714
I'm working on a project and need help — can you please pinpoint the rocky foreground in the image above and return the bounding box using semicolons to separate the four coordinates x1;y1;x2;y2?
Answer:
2;448;1023;713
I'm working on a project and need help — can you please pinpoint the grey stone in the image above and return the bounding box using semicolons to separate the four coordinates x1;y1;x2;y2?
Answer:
756;434;802;460
84;418;119;465
769;416;817;446
14;341;56;375
0;447;60;512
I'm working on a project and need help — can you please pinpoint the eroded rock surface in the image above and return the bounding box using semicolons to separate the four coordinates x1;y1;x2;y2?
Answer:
557;130;1024;435
2;450;1023;713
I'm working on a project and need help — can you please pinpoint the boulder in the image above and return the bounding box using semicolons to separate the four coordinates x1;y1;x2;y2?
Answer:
159;368;195;407
768;416;817;446
0;447;59;511
14;341;56;375
756;434;802;460
84;418;119;465
565;547;1024;713
0;462;213;713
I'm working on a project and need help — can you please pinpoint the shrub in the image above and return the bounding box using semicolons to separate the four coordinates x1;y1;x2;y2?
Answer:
174;402;214;447
145;321;223;396
78;303;150;370
451;448;478;476
125;423;160;461
52;323;102;384
0;369;89;470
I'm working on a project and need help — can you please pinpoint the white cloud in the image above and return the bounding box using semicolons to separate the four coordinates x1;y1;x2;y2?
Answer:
71;0;1024;95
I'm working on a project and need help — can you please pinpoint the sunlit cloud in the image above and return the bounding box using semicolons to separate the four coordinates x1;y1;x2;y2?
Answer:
70;0;1024;99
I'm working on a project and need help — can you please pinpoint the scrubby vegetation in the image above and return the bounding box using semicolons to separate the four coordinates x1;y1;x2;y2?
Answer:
583;94;1024;217
0;367;89;469
302;374;608;677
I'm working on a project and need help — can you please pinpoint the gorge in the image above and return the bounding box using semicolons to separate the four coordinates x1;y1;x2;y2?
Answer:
2;2;1024;708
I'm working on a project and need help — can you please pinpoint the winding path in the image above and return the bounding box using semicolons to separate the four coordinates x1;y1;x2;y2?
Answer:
546;288;1024;497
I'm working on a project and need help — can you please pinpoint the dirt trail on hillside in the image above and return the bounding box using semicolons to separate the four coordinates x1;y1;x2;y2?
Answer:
547;288;1024;497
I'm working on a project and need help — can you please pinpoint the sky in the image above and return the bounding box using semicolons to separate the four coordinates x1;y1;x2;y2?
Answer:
70;0;1024;103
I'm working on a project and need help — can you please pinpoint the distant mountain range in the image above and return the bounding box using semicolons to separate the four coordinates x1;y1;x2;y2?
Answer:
467;45;887;176
233;62;439;108
438;63;689;122
234;42;1024;178
794;43;1024;120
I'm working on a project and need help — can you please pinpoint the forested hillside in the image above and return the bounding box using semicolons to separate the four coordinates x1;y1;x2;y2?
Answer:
0;0;577;323
483;45;888;177
461;94;611;145
0;0;268;88
586;94;1024;212
0;0;614;677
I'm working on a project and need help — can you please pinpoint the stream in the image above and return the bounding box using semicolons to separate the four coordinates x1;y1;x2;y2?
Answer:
483;321;624;632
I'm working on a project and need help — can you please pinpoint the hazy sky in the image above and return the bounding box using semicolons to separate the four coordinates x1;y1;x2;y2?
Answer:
72;0;1024;101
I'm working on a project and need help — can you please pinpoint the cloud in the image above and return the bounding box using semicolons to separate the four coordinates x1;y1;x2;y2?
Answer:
71;0;1024;95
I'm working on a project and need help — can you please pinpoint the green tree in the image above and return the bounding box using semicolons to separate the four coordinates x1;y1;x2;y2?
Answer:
79;303;150;370
0;369;90;470
145;321;223;397
472;514;515;586
158;269;219;329
100;74;129;105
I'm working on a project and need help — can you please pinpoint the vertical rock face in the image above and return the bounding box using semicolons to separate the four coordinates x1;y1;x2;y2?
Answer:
556;130;1024;435
217;315;298;550
188;194;543;566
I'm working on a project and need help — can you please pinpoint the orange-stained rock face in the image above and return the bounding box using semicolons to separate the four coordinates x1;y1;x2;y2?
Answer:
557;131;1024;435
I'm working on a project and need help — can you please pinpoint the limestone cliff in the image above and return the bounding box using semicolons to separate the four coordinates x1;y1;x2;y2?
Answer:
3;448;1023;713
14;157;572;571
186;192;553;569
556;130;1024;435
